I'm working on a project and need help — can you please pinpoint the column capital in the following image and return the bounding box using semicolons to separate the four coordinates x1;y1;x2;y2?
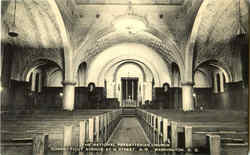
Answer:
181;81;194;86
62;81;77;86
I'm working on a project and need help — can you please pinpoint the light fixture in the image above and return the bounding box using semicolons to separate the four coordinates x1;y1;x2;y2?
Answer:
59;92;63;97
113;16;146;34
8;0;18;37
0;82;3;92
112;1;147;35
233;0;247;44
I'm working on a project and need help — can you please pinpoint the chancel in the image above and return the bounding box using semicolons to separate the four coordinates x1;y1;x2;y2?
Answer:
0;0;249;155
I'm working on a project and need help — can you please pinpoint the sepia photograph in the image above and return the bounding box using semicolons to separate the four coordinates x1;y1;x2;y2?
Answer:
0;0;249;155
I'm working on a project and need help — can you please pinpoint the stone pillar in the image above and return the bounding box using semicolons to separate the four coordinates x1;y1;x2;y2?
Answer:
31;72;37;92
148;82;152;101
213;73;218;93
142;83;145;105
62;81;76;111
107;81;115;98
118;83;122;107
113;82;116;98
182;82;194;111
145;81;152;101
38;73;42;93
132;80;134;100
219;72;224;92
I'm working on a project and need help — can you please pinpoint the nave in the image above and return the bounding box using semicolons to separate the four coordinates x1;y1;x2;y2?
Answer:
1;0;249;154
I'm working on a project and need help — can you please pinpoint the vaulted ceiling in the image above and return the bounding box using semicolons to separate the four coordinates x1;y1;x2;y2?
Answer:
1;0;249;79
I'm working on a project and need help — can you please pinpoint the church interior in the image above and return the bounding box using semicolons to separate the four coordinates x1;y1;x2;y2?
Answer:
0;0;249;155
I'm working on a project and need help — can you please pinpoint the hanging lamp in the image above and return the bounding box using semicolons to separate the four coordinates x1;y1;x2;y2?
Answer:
233;0;247;45
8;0;18;37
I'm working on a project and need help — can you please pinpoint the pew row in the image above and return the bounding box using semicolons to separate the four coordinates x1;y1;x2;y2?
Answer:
1;109;122;155
136;109;248;154
1;133;48;155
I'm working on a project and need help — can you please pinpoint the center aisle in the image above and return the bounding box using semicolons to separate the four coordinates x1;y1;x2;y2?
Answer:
108;117;150;144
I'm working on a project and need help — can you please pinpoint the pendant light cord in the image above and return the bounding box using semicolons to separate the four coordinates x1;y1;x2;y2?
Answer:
238;0;241;34
13;0;17;26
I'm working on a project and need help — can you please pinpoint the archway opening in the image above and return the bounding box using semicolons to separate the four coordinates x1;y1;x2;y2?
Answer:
77;62;87;87
25;59;63;110
170;62;182;110
115;62;144;107
84;43;171;108
193;60;231;110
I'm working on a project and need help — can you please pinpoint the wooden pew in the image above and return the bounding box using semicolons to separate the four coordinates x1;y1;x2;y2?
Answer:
1;132;48;155
136;109;248;154
1;109;122;155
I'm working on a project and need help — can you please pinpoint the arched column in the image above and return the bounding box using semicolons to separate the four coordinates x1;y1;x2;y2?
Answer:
38;73;43;93
62;81;76;111
113;82;116;97
219;72;224;93
47;0;75;111
181;82;194;111
144;81;152;101
213;72;219;93
117;82;121;106
31;72;37;92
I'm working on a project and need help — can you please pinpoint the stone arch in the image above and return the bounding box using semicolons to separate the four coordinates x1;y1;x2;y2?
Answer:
74;31;184;81
23;58;62;82
85;43;171;87
46;67;64;87
184;0;235;82
76;62;88;87
193;69;212;88
195;59;232;83
46;0;74;81
22;0;63;47
96;56;160;87
112;61;148;82
171;62;181;87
